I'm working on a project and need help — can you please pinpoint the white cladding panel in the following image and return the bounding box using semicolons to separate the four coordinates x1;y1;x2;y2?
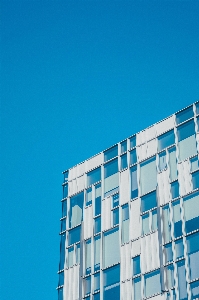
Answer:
145;125;156;141
77;175;84;192
84;206;93;240
120;169;130;205
147;139;157;158
86;153;103;172
178;160;193;196
104;173;119;193
102;196;111;231
131;239;141;257
121;280;132;300
130;199;141;240
77;162;85;177
136;130;146;146
141;232;160;273
121;243;131;282
68;166;77;181
157;169;171;206
137;143;147;162
68;179;77;197
156;115;175;136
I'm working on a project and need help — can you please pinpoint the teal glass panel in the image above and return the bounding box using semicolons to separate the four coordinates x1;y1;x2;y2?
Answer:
165;264;174;289
177;120;197;161
187;232;199;280
192;171;199;189
175;238;184;259
95;183;101;216
172;200;182;238
93;293;100;300
140;156;157;196
58;270;64;286
94;217;101;234
158;130;175;151
104;145;118;162
168;146;177;181
69;192;84;228
58;287;63;300
94;235;101;272
164;243;173;263
94;272;100;293
103;264;120;300
84;276;91;296
121;140;127;153
196;102;199;115
132;256;141;276
177;260;187;300
177;120;195;142
63;171;68;183
63;184;68;198
130;136;136;148
183;191;199;233
103;227;120;268
133;277;141;300
162;205;171;243
171;181;179;199
121;153;127;170
176;106;193;125
87;167;101;186
113;208;119;226
158;150;167;171
113;193;119;207
190;156;199;172
142;213;149;235
61;200;67;218
141;191;157;213
76;243;80;264
59;233;66;270
104;159;118;178
190;280;199;299
68;225;81;246
144;269;161;297
152;209;157;231
131;166;138;198
86;187;92;206
130;149;137;165
122;204;129;220
61;218;66;232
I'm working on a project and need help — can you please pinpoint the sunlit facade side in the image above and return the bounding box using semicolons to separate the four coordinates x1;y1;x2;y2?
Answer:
57;101;199;300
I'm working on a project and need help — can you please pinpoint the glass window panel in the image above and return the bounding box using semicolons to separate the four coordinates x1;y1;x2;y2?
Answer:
94;235;101;272
87;167;101;186
158;130;175;151
76;243;80;264
85;239;91;275
94;272;100;293
132;256;141;276
187;232;199;280
69;192;84;228
113;193;119;208
177;260;187;300
158;150;167;171
104;145;118;162
130;149;137;165
122;204;129;220
183;191;199;233
121;153;127;170
104;159;118;178
140;156;157;196
93;293;100;300
121;140;127;153
171;181;179;199
190;156;199;172
165;264;174;290
58;271;64;286
130;136;136;148
192;170;199;189
152;209;158;231
61;200;67;218
164;243;173;264
172;200;182;238
133;277;141;300
104;159;119;196
177;120;197;161
113;208;119;226
131;166;138;198
168;146;177;181
141;191;157;213
144;269;161;297
68;246;74;268
59;233;66;270
68;225;81;246
196;102;199;115
84;276;91;296
190;280;199;299
103;227;120;268
103;264;120;300
122;219;129;244
94;217;101;234
63;184;68;198
178;120;195;141
176;106;193;125
142;213;149;235
63;171;68;183
175;238;184;259
162;205;171;243
58;287;63;300
197;117;199;131
61;218;66;232
86;188;92;206
95;183;101;216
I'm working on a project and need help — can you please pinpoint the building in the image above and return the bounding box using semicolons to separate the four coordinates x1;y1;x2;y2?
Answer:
57;101;199;300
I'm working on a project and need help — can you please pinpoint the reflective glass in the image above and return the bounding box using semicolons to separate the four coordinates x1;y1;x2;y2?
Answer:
142;213;149;235
177;120;197;161
94;235;101;272
196;102;199;115
197;117;199;131
103;264;120;300
141;190;157;213
171;181;179;199
177;260;187;300
132;256;141;276
94;272;100;292
104;145;118;162
121;140;127;153
130;136;136;148
133;277;141;300
61;218;66;232
162;205;171;243
94;217;101;234
122;204;129;220
140;156;157;196
84;276;91;296
63;171;68;183
152;209;157;231
93;293;100;300
68;225;81;246
87;168;101;186
190;156;199;172
176;106;193;125
104;159;118;178
85;239;91;275
192;171;199;189
95;183;101;216
144;269;161;297
61;200;67;218
58;271;64;286
187;232;199;280
76;243;80;264
86;188;92;206
104;160;119;196
183;191;199;233
59;233;66;270
68;246;74;268
164;243;173;263
103;227;120;268
190;280;199;299
175;238;184;259
168;146;177;181
63;184;68;198
131;166;138;198
58;287;63;300
172;200;182;238
69;192;84;228
121;153;127;170
113;208;119;226
158;130;175;151
158;150;167;171
113;193;119;207
165;264;174;289
130;149;137;165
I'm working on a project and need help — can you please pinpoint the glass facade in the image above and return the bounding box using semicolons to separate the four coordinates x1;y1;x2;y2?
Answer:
58;101;199;300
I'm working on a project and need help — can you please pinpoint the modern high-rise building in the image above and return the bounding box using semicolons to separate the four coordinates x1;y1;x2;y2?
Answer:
57;101;199;300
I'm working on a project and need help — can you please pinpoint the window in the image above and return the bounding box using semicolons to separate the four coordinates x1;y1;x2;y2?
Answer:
171;181;179;199
158;150;167;171
152;209;157;231
84;276;91;296
190;156;199;172
158;130;175;151
94;235;101;272
85;239;91;275
162;205;171;243
141;190;157;213
122;204;129;243
177;260;187;300
196;102;199;115
168;146;177;181
164;243;173;264
61;200;67;218
190;280;199;299
113;208;119;226
192;170;199;189
69;192;84;228
121;140;127;153
95;183;101;216
58;270;64;286
63;171;68;183
94;217;101;234
140;156;157;196
104;145;118;162
132;256;141;276
133;276;141;300
175;238;184;259
104;159;119;197
63;184;68;198
76;243;80;264
183;191;199;233
103;264;120;300
176;106;193;125
142;213;149;235
86;187;92;206
172;200;182;238
144;269;161;297
131;166;138;198
130;136;136;148
165;264;174;290
103;227;120;268
67;246;74;268
94;272;100;293
130;149;137;165
121;154;127;170
177;120;197;161
60;218;66;232
187;232;199;280
68;225;81;246
59;233;66;270
87;167;101;187
93;293;100;300
58;287;63;300
112;193;119;207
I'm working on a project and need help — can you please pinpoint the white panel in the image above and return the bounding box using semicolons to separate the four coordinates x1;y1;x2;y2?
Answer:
145;125;156;141
178;162;186;196
84;206;93;240
68;180;75;197
77;162;85;177
184;159;193;194
77;175;84;192
163;169;171;204
137;143;147;162
120;169;130;205
73;265;80;300
102;196;111;231
151;294;166;300
157;172;165;206
121;280;132;300
141;233;159;273
136;130;145;146
104;173;119;193
151;231;160;270
64;267;74;300
68;166;77;181
72;179;77;195
68;168;73;181
130;199;141;240
86;153;103;172
121;243;131;282
141;236;147;273
156;115;175;136
147;139;157;158
131;239;141;257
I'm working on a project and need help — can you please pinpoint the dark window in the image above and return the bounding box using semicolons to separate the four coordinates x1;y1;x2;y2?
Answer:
176;106;193;125
104;145;118;162
158;130;175;151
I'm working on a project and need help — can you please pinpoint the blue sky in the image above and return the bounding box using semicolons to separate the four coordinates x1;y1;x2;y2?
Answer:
1;1;199;299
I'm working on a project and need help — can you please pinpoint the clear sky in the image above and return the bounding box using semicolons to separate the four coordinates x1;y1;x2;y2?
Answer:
1;1;199;299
